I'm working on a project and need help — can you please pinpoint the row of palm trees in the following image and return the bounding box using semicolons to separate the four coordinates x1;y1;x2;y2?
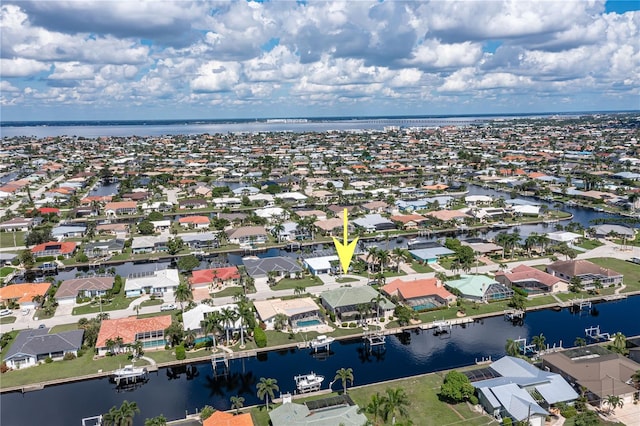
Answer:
362;388;410;425
102;400;139;426
198;295;255;351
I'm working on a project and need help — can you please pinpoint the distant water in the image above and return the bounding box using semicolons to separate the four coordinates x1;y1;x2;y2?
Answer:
0;112;600;138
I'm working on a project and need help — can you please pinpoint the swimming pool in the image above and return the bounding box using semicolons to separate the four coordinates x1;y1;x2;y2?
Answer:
194;337;212;344
296;319;322;328
412;302;437;311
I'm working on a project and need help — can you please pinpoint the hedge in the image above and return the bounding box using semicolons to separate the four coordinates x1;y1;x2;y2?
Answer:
254;326;267;348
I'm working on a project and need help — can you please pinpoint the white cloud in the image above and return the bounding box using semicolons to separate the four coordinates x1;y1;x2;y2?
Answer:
0;58;50;77
191;61;241;92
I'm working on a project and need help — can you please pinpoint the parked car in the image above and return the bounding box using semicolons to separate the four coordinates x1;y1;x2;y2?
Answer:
38;324;46;329
21;308;30;316
160;303;177;311
0;309;12;317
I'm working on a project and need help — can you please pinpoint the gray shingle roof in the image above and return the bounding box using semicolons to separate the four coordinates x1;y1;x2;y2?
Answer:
4;328;84;361
243;256;302;277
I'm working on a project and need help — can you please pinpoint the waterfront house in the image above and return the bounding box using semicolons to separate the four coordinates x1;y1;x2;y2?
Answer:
590;224;636;239
460;240;504;257
0;217;34;232
409;246;455;264
0;282;51;309
124;269;180;298
51;224;87;240
253;297;322;330
546;231;582;244
269;394;367;426
314;217;349;236
242;256;303;281
352;214;396;233
226;226;268;245
180;232;219;249
382;277;456;309
182;303;243;336
546;260;623;289
303;255;339;275
445;275;514;302
83;239;125;258
3;328;84;370
96;315;172;356
320;286;394;322
203;410;254;426
96;223;129;238
495;264;568;294
178;215;211;229
150;219;171;232
131;235;170;254
55;276;114;304
542;346;640;408
389;213;428;230
30;241;77;259
470;356;578;426
189;266;241;291
104;201;137;216
179;198;209;210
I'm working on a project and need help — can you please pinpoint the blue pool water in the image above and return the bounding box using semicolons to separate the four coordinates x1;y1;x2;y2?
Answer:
194;337;212;344
412;302;437;311
296;319;322;327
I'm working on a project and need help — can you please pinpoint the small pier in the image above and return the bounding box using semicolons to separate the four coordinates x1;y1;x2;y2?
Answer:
602;294;627;301
569;299;592;310
504;309;525;321
475;356;492;365
363;330;386;347
585;325;610;341
286;242;301;251
432;320;452;335
514;337;537;355
81;415;103;426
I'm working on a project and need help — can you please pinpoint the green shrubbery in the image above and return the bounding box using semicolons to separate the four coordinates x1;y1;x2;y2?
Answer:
254;326;267;348
175;345;186;360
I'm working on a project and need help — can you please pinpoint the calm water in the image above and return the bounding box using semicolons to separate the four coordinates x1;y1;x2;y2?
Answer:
1;296;638;426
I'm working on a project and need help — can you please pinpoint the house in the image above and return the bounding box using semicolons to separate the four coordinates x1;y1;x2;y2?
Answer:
226;226;268;245
495;264;568;294
0;282;51;309
361;200;389;214
546;260;623;289
180;232;219;249
470;356;578;426
314;217;348;236
269;394;367;426
352;214;396;232
295;209;327;221
590;224;636;239
3;328;84;370
51;225;87;240
124;269;180;298
303;255;339;275
189;266;241;290
96;223;129;237
150;219;171;232
445;275;514;302
546;231;582;244
31;241;77;258
178;215;211;229
426;209;470;222
253;297;322;330
382;277;456;310
104;201;137;216
389;213;427;230
179;198;209;210
409;246;455;264
54;277;114;304
320;286;394;321
182;303;243;335
242;257;303;280
0;217;34;232
203;410;254;426
542;346;640;408
131;235;170;254
83;239;125;258
95;315;172;356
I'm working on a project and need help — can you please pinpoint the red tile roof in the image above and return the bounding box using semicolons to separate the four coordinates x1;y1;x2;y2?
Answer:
31;241;77;255
179;216;210;225
382;278;453;300
0;282;51;304
190;267;240;285
496;264;563;289
203;411;254;426
96;315;172;348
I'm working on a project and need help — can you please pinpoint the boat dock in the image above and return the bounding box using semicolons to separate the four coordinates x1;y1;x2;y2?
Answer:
585;325;610;341
363;330;386;346
569;298;592;310
504;309;525;321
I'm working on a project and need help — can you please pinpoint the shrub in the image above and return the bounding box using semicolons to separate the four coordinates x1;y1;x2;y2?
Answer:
57;255;64;261
76;349;85;358
63;352;76;361
44;357;54;364
175;345;186;360
329;312;336;322
254;326;267;348
75;253;89;263
194;341;208;350
513;287;529;297
349;323;357;328
469;395;479;405
200;405;215;420
1;362;9;374
559;404;577;419
502;418;512;426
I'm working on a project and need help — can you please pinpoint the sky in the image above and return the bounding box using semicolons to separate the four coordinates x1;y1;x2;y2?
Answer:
1;0;639;121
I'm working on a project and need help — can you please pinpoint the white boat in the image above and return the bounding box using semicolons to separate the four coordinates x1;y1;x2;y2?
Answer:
111;364;148;383
309;334;335;350
295;372;324;393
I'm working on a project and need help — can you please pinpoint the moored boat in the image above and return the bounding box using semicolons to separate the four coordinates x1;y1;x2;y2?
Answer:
294;372;324;393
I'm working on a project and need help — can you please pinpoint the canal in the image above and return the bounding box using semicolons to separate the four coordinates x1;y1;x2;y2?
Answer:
1;296;639;426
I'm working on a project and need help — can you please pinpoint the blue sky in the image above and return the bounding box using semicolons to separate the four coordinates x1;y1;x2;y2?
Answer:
1;1;638;121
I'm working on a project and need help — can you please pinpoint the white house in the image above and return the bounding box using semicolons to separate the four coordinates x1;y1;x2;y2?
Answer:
124;269;180;298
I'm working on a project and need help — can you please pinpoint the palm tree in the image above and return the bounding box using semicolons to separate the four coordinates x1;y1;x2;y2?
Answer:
334;367;354;394
220;307;239;346
370;293;386;322
382;387;410;425
174;283;193;311
363;392;385;426
612;332;627;354
366;247;380;275
118;400;140;426
505;339;520;356
574;337;587;347
256;377;279;410
391;248;410;272
294;286;305;297
230;395;245;415
102;406;120;426
377;249;390;274
144;415;167;426
532;333;546;352
237;302;254;348
273;313;289;331
184;328;197;348
271;222;285;242
201;311;223;351
604;394;623;414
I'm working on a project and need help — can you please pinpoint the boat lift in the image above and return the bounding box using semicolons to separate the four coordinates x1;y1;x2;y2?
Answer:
514;337;537;355
570;299;592;310
211;352;230;377
585;325;610;341
433;320;452;336
363;329;386;348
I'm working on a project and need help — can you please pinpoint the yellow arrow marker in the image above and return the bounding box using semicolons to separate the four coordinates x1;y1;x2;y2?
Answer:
332;208;359;274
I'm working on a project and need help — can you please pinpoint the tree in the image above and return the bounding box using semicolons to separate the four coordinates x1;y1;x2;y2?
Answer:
532;333;546;352
370;293;386;322
569;276;583;293
293;286;305;297
118;400;140;426
137;220;155;235
184;328;197;348
102;405;120;426
611;332;628;355
230;395;245;415
177;255;199;272
166;237;184;255
220;307;239;345
256;377;279;410
574;337;587;347
164;321;184;347
363;392;385;426
334;367;354;394
508;293;526;311
505;339;520;357
174;283;193;310
604;394;623;414
201;311;223;351
199;405;215;420
144;415;167;426
382;387;410;425
391;248;411;272
18;249;35;270
273;313;289;331
439;370;474;402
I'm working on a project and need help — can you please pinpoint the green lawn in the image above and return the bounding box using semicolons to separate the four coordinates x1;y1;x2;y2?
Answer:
0;231;25;248
0;315;17;325
210;286;246;298
411;262;434;273
588;257;640;292
0;266;16;278
140;298;164;307
575;239;604;250
50;323;79;333
0;351;152;389
270;276;323;291
72;292;135;316
335;277;360;283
